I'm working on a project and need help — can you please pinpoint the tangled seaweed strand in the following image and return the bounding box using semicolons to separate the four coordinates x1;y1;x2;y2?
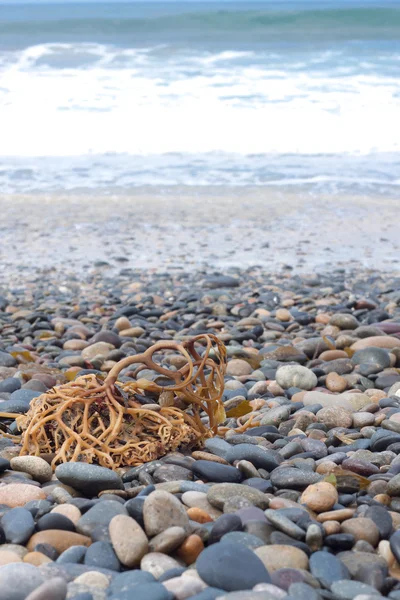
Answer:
10;334;227;470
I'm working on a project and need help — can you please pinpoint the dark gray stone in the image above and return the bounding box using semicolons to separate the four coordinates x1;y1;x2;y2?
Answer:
196;541;271;591
84;540;121;572
55;463;123;496
309;551;350;588
225;444;282;472
1;507;35;544
192;461;243;484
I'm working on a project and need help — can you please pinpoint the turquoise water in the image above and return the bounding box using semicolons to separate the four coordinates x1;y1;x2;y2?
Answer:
0;1;399;194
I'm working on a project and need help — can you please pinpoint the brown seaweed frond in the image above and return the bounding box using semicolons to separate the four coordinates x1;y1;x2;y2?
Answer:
8;334;226;470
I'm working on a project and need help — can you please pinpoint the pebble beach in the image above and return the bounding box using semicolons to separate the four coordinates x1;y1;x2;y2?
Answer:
2;193;400;600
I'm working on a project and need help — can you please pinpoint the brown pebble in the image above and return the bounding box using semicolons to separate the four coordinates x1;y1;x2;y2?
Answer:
191;452;228;464
319;350;348;361
0;483;46;507
300;482;338;513
322;520;341;535
186;507;213;524
255;545;309;572
27;530;91;553
316;406;352;429
50;504;81;525
317;508;355;522
326;372;347;393
316;462;337;475
374;494;391;506
176;534;204;565
23;551;52;566
276;309;291;322
341;517;380;547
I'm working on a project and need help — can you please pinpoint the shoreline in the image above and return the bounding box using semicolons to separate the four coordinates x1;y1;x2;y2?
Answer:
1;188;399;284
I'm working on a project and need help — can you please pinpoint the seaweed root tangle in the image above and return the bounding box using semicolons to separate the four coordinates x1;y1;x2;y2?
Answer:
13;334;226;470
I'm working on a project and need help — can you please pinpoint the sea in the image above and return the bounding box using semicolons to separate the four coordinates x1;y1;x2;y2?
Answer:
0;0;400;195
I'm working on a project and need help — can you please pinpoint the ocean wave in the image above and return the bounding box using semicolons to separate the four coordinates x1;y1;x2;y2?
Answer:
1;7;400;40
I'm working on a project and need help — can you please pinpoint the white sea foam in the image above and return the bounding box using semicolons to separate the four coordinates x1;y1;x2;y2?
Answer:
1;42;400;159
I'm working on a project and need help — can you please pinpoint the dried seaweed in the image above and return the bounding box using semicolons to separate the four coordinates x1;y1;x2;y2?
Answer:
6;334;226;470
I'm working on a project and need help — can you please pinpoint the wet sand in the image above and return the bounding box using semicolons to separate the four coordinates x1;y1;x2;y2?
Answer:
1;187;399;282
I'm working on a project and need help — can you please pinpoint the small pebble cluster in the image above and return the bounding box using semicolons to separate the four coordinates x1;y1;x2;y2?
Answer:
2;267;400;600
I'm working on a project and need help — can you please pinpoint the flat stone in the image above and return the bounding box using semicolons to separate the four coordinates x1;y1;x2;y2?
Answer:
264;510;306;540
196;541;271;591
27;530;91;553
260;406;291;427
208;514;242;544
309;551;350;588
303;391;371;411
270;468;322;490
316;407;353;429
275;365;317;391
207;483;269;510
225;445;282;471
0;563;44;600
341;518;380;547
256;545;308;573
1;507;35;544
0;484;46;507
0;379;20;394
203;439;233;460
192;461;243;484
10;457;52;484
37;513;75;532
226;360;253;376
143;491;190;537
351;336;400;351
55;463;123;496
300;482;338;513
109;514;148;567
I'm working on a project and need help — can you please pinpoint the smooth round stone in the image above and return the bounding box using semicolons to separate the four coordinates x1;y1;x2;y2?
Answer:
109;514;149;568
55;463;124;496
9;389;41;403
56;545;87;564
341;518;380;547
76;500;127;538
204;439;233;460
245;426;279;437
192;461;243;484
196;542;271;591
325;534;355;550
300;482;338;513
371;430;400;452
255;545;308;572
260;406;291;427
0;563;44;600
276;365;317;391
24;577;67;600
208;514;242;545
84;540;120;572
10;456;52;484
365;505;393;539
153;465;193;483
0;483;46;508
0;379;20;394
309;551;350;588
1;507;35;544
270;468;322;490
207;484;268;510
225;445;282;471
220;531;264;550
37;513;75;533
329;313;359;330
108;570;155;596
352;348;391;369
143;491;189;537
317;406;352;429
331;580;382;600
